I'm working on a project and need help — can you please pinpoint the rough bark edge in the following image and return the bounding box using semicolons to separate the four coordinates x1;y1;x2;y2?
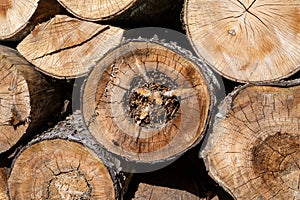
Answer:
7;110;130;200
80;33;225;170
200;78;300;198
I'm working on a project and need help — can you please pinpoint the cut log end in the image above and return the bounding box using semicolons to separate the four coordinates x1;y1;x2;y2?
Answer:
82;39;213;164
8;139;115;199
0;45;62;154
201;82;300;199
132;183;201;200
57;0;135;21
0;0;38;40
184;0;300;82
17;15;124;79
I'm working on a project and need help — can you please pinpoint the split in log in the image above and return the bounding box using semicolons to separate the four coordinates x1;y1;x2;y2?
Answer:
201;80;300;199
8;139;116;199
0;0;61;41
17;15;124;79
0;168;8;200
56;0;182;23
82;37;222;171
184;0;300;82
0;45;62;154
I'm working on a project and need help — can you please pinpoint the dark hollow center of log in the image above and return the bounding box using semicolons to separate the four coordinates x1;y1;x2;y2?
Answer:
123;70;180;129
47;170;91;199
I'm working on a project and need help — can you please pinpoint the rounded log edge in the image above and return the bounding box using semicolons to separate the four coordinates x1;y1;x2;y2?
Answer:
81;36;225;171
201;79;300;199
7;110;128;200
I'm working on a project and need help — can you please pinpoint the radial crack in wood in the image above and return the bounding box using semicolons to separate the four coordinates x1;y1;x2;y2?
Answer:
8;139;115;199
0;45;62;154
201;80;300;199
82;38;220;167
17;15;124;79
184;0;300;82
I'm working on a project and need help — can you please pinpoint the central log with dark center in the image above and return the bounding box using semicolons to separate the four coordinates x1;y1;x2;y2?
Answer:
82;40;214;164
124;71;180;128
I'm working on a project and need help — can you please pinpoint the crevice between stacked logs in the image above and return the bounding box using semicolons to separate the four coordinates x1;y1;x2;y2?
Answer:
56;0;183;24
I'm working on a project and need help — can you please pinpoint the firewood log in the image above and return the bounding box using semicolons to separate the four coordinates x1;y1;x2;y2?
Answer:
0;45;62;154
56;0;182;23
0;168;8;200
8;139;116;199
133;183;201;200
0;0;61;41
201;80;300;199
81;37;222;171
7;110;129;199
184;0;300;82
17;15;124;79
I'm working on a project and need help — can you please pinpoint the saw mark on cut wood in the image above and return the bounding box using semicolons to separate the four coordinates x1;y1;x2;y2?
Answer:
32;26;110;61
0;0;12;19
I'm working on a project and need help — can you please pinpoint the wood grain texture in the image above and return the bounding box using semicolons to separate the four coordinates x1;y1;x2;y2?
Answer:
17;110;131;199
17;15;124;79
82;38;220;165
201;80;300;199
0;0;61;41
184;0;300;82
0;45;62;154
133;183;201;200
8;139;115;199
0;168;8;200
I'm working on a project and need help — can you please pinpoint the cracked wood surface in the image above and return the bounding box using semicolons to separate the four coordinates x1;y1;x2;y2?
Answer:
17;15;124;79
0;45;62;154
184;0;300;82
201;80;300;199
8;139;115;199
0;0;60;41
82;38;220;164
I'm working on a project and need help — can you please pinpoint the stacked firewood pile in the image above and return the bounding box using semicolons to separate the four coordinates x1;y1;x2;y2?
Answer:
0;0;299;199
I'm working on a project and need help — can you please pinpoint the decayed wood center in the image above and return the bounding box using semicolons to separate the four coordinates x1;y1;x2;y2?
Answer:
184;0;300;82
82;40;215;163
8;139;115;199
201;81;300;199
